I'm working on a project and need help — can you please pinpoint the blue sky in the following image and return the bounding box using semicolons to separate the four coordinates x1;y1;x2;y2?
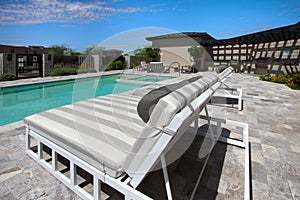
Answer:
0;0;299;53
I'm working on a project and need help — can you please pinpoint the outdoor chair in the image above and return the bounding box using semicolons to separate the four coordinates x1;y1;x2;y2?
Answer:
214;65;243;110
229;60;241;72
147;62;165;73
25;73;249;200
181;65;192;73
137;61;148;71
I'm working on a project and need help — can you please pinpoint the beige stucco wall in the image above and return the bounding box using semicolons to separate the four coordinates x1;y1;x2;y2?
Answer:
160;46;192;67
151;36;214;68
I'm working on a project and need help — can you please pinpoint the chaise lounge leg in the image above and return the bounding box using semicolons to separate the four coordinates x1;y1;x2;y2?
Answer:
70;161;77;186
238;89;243;111
190;108;219;200
189;152;211;200
38;142;43;160
52;150;58;171
26;128;30;152
93;176;101;200
161;155;173;200
198;114;250;200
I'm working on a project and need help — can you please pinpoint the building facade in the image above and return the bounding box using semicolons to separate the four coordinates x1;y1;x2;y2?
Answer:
0;45;53;78
147;22;300;74
147;32;215;71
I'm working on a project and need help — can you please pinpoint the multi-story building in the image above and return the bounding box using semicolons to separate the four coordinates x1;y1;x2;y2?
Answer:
0;45;53;78
147;21;300;74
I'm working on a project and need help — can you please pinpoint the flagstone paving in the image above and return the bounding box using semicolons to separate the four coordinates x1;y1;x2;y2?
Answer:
0;72;299;199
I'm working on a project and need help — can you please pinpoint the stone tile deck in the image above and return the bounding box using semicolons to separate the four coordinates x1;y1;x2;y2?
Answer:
0;73;300;199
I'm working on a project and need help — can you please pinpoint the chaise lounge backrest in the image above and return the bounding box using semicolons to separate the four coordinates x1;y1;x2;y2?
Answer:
148;62;165;73
124;75;220;184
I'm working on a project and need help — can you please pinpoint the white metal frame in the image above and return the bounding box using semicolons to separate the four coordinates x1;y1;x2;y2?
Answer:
223;84;243;111
25;78;250;200
25;82;218;200
216;67;243;111
148;62;164;73
194;110;250;200
217;70;243;111
26;129;152;200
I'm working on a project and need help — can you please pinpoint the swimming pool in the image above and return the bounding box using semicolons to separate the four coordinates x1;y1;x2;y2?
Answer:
133;75;174;82
0;75;145;126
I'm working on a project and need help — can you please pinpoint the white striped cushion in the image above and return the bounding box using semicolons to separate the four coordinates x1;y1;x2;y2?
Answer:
25;89;146;178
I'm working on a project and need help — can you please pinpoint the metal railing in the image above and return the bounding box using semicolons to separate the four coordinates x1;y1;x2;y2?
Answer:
158;62;181;79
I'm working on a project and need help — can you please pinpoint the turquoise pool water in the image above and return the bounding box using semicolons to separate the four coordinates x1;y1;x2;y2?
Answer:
133;75;173;82
0;75;145;126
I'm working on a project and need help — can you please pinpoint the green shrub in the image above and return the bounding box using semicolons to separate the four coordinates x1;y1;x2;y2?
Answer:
53;62;64;68
105;60;126;71
272;75;288;84
0;73;17;81
88;68;97;73
285;73;300;90
77;66;97;74
259;74;273;82
50;68;78;76
77;67;88;74
260;73;300;90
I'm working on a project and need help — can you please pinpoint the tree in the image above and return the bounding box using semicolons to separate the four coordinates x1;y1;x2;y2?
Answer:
187;46;205;62
83;46;105;55
134;47;160;61
48;43;76;58
69;49;82;56
188;46;206;72
48;44;67;59
48;43;82;65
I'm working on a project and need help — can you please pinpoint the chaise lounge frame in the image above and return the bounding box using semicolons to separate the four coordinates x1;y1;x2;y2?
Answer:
147;62;165;73
216;66;243;110
25;73;249;200
195;111;249;200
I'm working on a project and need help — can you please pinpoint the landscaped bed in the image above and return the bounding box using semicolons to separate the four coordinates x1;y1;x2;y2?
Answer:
260;72;300;90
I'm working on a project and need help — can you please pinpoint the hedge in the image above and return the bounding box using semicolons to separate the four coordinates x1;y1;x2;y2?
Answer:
260;73;300;90
0;73;17;82
105;60;126;71
50;68;78;76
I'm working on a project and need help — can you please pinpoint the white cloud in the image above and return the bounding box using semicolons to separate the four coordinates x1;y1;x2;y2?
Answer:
217;25;274;38
1;37;24;41
59;24;76;28
258;25;273;30
0;0;148;24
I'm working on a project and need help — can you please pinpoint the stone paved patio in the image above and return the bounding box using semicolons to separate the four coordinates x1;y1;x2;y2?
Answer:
0;73;300;199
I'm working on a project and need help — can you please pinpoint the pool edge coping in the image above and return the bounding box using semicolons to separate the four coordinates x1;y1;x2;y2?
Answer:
0;70;123;89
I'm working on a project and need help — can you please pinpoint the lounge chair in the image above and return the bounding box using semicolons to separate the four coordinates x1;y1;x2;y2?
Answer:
214;65;243;110
181;65;192;73
229;60;241;72
136;61;148;71
25;73;249;199
147;62;165;73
